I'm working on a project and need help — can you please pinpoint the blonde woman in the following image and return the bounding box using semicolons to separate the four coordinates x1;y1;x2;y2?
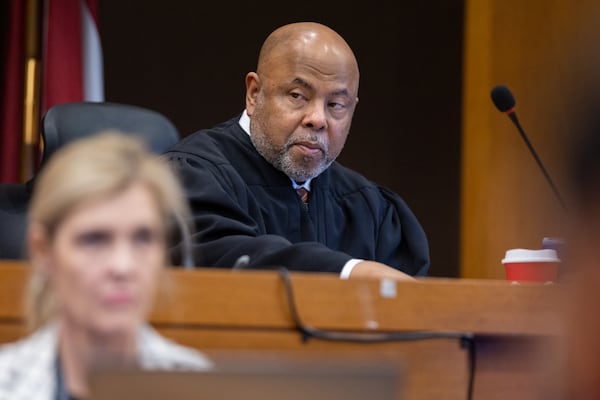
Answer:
0;132;211;400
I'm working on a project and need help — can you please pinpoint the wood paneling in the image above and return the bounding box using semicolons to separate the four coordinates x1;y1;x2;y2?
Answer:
461;0;600;278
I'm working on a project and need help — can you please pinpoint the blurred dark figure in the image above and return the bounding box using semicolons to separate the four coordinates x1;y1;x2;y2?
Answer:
557;94;600;400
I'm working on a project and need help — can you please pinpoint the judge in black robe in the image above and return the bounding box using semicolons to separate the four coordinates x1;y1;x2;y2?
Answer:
164;115;429;276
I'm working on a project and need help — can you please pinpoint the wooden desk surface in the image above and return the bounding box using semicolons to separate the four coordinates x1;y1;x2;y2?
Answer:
0;260;561;335
0;260;562;400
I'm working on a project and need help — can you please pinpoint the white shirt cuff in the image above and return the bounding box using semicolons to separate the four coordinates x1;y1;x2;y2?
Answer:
340;259;363;280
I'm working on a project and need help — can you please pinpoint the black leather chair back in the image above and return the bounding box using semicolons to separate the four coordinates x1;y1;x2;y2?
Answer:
0;183;31;260
41;101;181;165
0;101;181;260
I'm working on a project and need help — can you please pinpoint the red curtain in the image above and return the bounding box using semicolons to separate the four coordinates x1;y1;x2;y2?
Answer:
0;0;104;183
42;0;84;113
43;0;104;113
0;0;25;183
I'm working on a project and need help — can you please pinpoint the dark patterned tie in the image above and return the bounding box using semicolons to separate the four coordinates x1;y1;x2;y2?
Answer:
295;187;309;203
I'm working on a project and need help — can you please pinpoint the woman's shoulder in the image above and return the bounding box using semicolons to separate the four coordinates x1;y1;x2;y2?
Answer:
0;325;57;400
0;325;56;366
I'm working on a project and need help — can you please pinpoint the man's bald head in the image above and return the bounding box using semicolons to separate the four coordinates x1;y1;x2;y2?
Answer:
256;22;359;84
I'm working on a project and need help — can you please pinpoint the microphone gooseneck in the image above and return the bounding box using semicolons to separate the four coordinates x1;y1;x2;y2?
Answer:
490;84;567;211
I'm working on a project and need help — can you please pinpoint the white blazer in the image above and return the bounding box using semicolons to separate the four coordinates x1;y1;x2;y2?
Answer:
0;323;212;400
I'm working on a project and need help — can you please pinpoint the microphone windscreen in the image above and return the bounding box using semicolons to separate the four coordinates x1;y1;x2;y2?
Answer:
491;85;516;112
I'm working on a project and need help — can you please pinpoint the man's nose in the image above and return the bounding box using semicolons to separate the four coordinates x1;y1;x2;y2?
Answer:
302;101;328;131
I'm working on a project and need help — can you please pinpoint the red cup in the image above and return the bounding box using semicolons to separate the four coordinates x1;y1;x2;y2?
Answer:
501;249;560;283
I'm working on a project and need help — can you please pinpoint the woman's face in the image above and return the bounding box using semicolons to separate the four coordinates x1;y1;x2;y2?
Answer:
39;183;166;337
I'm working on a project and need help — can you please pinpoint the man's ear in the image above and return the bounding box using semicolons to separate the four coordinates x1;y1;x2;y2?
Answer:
245;72;261;116
28;223;54;276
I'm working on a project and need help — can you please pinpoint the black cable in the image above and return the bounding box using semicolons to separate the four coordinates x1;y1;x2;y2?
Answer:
462;336;476;400
277;267;476;400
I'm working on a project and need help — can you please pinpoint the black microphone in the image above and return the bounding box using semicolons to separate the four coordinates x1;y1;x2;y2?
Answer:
491;85;567;211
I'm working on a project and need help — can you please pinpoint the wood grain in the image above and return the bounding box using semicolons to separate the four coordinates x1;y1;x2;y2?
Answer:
461;0;600;279
0;261;561;399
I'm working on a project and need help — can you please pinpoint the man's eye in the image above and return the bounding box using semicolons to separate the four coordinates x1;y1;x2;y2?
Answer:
290;92;305;100
329;102;345;110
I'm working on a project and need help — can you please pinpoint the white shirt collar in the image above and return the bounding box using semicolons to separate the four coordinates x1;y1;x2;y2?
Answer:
238;110;312;191
238;110;251;135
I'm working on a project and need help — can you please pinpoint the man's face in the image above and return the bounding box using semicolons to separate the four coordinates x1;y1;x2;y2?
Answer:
246;52;359;182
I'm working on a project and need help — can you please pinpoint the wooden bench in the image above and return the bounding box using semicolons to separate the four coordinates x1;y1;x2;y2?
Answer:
0;261;562;399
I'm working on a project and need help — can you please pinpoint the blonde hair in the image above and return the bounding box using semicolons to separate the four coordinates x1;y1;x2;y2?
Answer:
26;131;189;329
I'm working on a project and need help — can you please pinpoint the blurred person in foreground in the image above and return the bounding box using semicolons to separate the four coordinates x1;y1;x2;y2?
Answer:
0;133;211;400
558;105;600;400
165;22;429;280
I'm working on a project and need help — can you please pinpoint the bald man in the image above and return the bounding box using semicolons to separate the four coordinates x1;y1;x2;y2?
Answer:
164;22;429;280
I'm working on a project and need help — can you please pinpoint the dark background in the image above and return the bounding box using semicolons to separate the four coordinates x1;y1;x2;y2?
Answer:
99;1;465;277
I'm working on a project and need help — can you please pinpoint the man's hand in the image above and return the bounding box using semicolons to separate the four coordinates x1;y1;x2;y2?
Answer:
350;261;417;281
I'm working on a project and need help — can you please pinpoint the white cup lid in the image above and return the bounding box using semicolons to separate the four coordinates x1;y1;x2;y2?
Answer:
501;248;560;264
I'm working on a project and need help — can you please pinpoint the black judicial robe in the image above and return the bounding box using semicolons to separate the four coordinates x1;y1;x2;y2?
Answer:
164;116;430;276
